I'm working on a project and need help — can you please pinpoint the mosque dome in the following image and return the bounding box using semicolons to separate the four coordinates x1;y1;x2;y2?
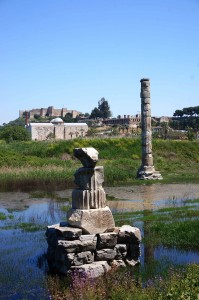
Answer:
50;117;64;124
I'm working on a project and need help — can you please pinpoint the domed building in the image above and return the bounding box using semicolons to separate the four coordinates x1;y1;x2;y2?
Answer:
26;118;88;141
50;117;64;125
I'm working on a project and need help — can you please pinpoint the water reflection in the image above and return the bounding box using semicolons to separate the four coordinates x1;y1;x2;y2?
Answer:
107;183;199;212
0;184;198;298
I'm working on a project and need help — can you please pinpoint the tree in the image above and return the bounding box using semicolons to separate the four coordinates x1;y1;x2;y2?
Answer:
186;127;196;141
0;125;30;142
63;113;78;123
90;98;112;119
173;109;183;117
90;107;101;119
98;98;112;118
171;106;199;132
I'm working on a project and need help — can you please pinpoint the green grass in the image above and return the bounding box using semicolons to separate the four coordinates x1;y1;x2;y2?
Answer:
0;212;14;220
47;263;199;300
1;222;45;232
114;204;199;250
144;219;199;250
0;212;6;220
0;138;199;190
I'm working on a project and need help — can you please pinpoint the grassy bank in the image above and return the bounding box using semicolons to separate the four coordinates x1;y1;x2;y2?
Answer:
0;137;199;190
48;264;199;300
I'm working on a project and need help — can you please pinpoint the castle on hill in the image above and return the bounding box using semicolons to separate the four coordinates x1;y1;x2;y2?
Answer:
19;106;81;119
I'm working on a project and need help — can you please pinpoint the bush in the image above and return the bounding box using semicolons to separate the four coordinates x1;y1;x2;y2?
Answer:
0;125;30;142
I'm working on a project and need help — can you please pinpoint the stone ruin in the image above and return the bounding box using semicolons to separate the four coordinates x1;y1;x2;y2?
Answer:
46;147;141;278
137;78;162;180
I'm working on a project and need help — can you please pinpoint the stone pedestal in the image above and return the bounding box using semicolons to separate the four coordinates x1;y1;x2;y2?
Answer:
46;147;141;278
137;79;162;180
46;224;141;277
67;206;115;234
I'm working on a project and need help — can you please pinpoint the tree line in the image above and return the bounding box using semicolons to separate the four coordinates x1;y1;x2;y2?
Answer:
171;105;199;131
173;106;199;117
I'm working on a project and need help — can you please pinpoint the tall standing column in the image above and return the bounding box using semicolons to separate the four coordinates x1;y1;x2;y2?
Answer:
137;78;162;180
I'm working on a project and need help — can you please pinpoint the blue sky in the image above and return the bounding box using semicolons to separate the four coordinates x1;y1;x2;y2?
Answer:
0;0;199;125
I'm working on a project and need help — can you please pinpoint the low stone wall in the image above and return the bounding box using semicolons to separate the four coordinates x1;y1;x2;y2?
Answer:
46;223;141;278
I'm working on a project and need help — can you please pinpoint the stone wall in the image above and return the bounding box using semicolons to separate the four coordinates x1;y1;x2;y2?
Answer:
46;224;141;277
103;115;141;127
27;123;88;141
19;106;81;119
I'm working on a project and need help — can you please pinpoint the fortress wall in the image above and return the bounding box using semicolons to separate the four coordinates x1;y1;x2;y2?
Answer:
20;107;82;119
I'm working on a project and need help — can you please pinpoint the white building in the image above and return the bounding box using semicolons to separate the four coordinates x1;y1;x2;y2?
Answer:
26;118;88;141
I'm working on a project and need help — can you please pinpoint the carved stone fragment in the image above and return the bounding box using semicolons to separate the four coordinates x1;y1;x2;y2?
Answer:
67;206;115;234
74;147;98;167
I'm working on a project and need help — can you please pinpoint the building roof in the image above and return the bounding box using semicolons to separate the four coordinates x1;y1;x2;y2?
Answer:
51;117;64;124
28;122;88;127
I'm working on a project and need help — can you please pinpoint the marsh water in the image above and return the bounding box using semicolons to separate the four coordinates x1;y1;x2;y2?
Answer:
0;183;199;299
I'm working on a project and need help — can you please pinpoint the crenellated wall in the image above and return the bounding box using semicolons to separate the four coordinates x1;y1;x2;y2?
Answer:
19;106;82;119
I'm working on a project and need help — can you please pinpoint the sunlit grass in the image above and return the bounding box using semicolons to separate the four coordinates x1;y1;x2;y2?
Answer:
0;138;199;190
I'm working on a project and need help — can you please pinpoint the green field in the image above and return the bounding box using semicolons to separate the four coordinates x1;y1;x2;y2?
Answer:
0;137;199;190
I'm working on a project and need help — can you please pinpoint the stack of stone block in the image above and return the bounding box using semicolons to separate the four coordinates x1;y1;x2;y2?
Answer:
46;147;141;278
46;223;141;278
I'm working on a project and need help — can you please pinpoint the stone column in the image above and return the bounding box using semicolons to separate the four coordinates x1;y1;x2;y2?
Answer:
67;147;115;234
137;78;162;180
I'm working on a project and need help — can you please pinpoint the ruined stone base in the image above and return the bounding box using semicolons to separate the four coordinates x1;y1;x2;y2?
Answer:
137;165;163;180
67;206;115;234
46;223;141;278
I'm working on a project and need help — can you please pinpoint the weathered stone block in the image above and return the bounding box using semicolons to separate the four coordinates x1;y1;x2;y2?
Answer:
115;244;127;259
55;226;82;239
95;248;117;261
97;232;117;249
69;261;111;278
67;206;115;234
128;244;141;258
110;260;126;268
142;155;154;166
117;225;141;244
74;166;104;190
68;251;94;266
72;188;106;209
141;97;150;104
140;91;150;98
74;148;98;168
57;234;97;253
